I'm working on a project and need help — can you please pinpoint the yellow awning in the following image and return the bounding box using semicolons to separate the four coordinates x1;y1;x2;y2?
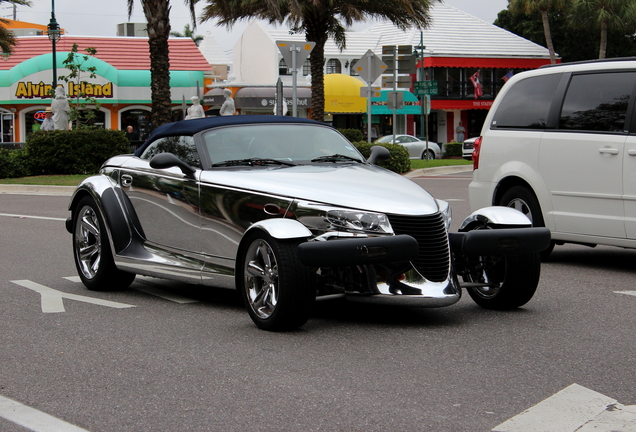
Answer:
324;73;366;113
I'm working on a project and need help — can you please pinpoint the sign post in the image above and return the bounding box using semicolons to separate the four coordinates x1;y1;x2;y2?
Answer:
276;40;315;117
355;49;387;142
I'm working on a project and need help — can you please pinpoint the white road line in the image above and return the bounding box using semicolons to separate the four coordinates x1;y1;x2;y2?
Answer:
493;383;636;432
11;280;136;313
0;395;89;432
0;213;66;222
615;291;636;297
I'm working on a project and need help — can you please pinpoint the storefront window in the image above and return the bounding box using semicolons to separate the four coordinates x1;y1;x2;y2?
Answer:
72;108;106;129
302;59;311;76
279;59;290;76
349;59;360;76
24;108;48;140
0;111;14;142
121;108;152;141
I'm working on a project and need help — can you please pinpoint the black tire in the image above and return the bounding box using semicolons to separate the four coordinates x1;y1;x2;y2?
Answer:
465;252;541;310
499;185;555;259
72;196;136;291
236;231;314;331
421;149;436;160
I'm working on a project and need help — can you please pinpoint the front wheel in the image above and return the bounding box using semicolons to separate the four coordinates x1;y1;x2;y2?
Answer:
237;231;314;331
464;252;541;310
72;196;136;291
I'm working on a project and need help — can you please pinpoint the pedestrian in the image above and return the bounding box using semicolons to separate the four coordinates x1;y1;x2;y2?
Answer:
456;121;466;142
125;125;139;142
41;107;55;131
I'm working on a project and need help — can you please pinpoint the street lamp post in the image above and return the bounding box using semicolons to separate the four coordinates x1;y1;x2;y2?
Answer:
47;0;61;89
414;31;428;158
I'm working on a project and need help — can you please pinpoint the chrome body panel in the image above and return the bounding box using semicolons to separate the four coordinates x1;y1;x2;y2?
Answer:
460;206;533;231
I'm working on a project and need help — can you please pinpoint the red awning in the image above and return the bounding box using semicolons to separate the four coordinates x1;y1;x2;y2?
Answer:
422;57;555;69
431;100;494;110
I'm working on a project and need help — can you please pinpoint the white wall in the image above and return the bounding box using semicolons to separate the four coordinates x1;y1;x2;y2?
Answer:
232;22;278;85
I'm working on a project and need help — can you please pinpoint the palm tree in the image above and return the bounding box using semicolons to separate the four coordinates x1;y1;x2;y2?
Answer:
127;0;197;128
171;23;204;46
0;0;32;55
199;0;438;122
570;0;634;59
509;0;571;64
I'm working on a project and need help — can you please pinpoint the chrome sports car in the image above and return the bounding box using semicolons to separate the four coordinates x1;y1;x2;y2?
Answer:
66;115;550;331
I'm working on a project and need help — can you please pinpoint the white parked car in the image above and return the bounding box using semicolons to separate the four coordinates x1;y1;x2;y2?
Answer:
375;134;441;159
469;58;636;257
462;137;477;160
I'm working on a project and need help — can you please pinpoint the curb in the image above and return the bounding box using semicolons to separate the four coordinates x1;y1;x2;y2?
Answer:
0;184;75;196
404;165;473;178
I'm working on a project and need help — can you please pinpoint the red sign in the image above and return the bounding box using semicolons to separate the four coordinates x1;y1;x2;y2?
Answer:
33;111;46;121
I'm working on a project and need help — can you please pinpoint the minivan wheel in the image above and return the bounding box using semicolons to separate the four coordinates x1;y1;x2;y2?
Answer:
499;186;555;259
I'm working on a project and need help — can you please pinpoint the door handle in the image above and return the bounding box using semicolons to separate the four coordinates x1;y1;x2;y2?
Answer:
121;174;133;187
599;147;619;155
628;149;636;157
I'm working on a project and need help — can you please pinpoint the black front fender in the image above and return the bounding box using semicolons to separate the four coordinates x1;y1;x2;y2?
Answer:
449;227;551;256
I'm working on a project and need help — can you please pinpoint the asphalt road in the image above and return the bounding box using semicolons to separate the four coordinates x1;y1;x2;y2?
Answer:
1;172;635;432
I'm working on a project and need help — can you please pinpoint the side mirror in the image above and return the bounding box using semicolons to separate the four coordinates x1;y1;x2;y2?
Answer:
367;145;391;165
149;153;196;178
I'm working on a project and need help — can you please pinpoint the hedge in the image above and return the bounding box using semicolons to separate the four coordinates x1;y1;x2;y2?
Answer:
352;141;411;174
26;128;131;175
0;148;32;178
444;142;462;157
338;128;364;143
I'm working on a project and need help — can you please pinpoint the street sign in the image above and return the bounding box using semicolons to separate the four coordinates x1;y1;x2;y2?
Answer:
360;86;381;98
387;91;404;110
276;40;315;69
414;80;438;95
382;75;412;89
356;50;387;85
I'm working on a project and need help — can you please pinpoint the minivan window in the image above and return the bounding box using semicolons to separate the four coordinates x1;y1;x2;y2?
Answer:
490;74;561;129
559;72;636;133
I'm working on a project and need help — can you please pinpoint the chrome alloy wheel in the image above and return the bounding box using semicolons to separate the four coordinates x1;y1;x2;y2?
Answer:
74;204;102;280
244;238;279;319
506;198;532;223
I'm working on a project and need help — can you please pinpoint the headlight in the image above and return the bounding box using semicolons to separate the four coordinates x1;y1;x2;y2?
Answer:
294;202;393;235
436;199;452;229
326;209;392;233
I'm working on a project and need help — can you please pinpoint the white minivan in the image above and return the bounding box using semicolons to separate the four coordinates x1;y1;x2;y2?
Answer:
469;58;636;257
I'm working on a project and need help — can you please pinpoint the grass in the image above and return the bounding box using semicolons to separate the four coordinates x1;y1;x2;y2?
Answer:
0;174;91;186
410;158;472;170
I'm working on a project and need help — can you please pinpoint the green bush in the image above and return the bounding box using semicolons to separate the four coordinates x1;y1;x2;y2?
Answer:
0;148;33;178
26;128;131;175
353;141;410;174
338;128;364;143
444;142;462;157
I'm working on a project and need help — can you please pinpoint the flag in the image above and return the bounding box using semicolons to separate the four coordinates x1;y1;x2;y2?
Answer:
469;71;483;99
502;70;514;82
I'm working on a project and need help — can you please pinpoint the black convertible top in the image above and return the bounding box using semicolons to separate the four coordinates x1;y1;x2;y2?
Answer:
134;115;324;156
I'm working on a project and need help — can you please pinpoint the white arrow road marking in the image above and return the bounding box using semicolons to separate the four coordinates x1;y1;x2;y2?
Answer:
11;280;135;313
615;291;636;297
0;395;90;432
493;383;636;432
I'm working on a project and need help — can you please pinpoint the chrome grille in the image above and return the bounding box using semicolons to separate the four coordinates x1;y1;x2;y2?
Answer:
387;213;450;282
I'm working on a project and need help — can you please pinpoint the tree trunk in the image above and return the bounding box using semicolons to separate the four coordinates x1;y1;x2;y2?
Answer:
305;17;328;122
143;0;172;129
599;21;608;59
540;10;556;64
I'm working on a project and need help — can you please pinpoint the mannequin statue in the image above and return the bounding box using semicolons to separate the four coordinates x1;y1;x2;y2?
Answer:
51;86;70;130
219;88;236;116
185;96;205;120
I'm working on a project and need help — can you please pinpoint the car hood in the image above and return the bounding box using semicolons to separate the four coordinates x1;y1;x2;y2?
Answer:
199;163;439;216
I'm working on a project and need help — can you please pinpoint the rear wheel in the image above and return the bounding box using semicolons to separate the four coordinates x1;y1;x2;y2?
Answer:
237;231;314;331
499;185;555;259
72;196;135;291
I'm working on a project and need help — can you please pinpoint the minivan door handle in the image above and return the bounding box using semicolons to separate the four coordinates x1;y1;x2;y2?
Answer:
628;149;636;157
599;147;619;155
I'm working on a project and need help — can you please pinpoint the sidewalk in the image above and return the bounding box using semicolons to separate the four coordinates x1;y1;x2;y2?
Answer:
404;165;473;178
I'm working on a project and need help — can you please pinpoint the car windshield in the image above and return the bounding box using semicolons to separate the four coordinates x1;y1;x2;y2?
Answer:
202;124;365;166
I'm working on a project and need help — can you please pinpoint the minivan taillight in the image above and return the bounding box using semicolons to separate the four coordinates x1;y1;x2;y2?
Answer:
472;136;482;170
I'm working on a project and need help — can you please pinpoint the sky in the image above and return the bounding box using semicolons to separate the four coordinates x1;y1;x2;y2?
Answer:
6;0;510;52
